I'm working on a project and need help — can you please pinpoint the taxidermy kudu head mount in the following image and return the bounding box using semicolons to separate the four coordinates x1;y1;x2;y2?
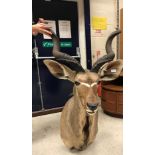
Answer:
43;30;123;151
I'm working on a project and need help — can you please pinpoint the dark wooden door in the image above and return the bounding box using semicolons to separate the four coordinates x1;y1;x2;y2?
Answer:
32;0;79;112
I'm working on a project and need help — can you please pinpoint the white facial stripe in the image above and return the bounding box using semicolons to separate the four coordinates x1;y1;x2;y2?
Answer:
80;82;98;87
80;82;90;87
91;82;98;87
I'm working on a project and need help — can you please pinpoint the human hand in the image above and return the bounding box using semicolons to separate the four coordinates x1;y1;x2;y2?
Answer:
32;18;52;36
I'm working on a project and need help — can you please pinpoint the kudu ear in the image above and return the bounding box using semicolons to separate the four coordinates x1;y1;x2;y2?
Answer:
98;59;123;81
43;59;76;82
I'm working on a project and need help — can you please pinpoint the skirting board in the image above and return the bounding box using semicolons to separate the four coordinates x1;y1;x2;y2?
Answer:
32;107;63;117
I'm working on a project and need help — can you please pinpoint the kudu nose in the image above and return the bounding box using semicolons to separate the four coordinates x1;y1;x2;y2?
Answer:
87;103;98;111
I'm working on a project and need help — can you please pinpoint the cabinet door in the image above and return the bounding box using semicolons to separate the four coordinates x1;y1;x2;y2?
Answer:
102;90;117;113
117;92;123;114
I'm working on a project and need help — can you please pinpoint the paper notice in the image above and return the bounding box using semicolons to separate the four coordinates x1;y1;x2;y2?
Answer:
92;17;107;30
58;20;71;38
43;20;56;39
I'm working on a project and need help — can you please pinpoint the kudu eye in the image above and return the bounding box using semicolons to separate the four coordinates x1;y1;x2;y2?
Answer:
75;81;80;86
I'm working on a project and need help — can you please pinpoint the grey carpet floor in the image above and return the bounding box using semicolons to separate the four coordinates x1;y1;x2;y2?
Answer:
32;107;123;155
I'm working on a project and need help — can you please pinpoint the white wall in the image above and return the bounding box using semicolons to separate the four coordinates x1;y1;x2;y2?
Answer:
90;0;118;64
120;0;123;9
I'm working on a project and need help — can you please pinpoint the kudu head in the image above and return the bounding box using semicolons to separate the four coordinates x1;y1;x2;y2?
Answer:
44;30;123;115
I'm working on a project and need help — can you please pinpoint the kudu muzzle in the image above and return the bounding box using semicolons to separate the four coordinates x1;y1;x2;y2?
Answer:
87;102;98;110
86;103;99;115
86;93;99;114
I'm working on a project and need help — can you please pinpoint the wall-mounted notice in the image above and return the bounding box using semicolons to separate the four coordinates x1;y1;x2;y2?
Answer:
43;20;56;39
58;20;71;38
91;29;104;37
92;17;107;30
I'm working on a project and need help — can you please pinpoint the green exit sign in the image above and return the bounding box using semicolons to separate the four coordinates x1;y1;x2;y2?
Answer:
43;41;72;48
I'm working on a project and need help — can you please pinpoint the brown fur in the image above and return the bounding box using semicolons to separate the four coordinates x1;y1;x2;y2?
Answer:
43;59;123;151
60;72;99;150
